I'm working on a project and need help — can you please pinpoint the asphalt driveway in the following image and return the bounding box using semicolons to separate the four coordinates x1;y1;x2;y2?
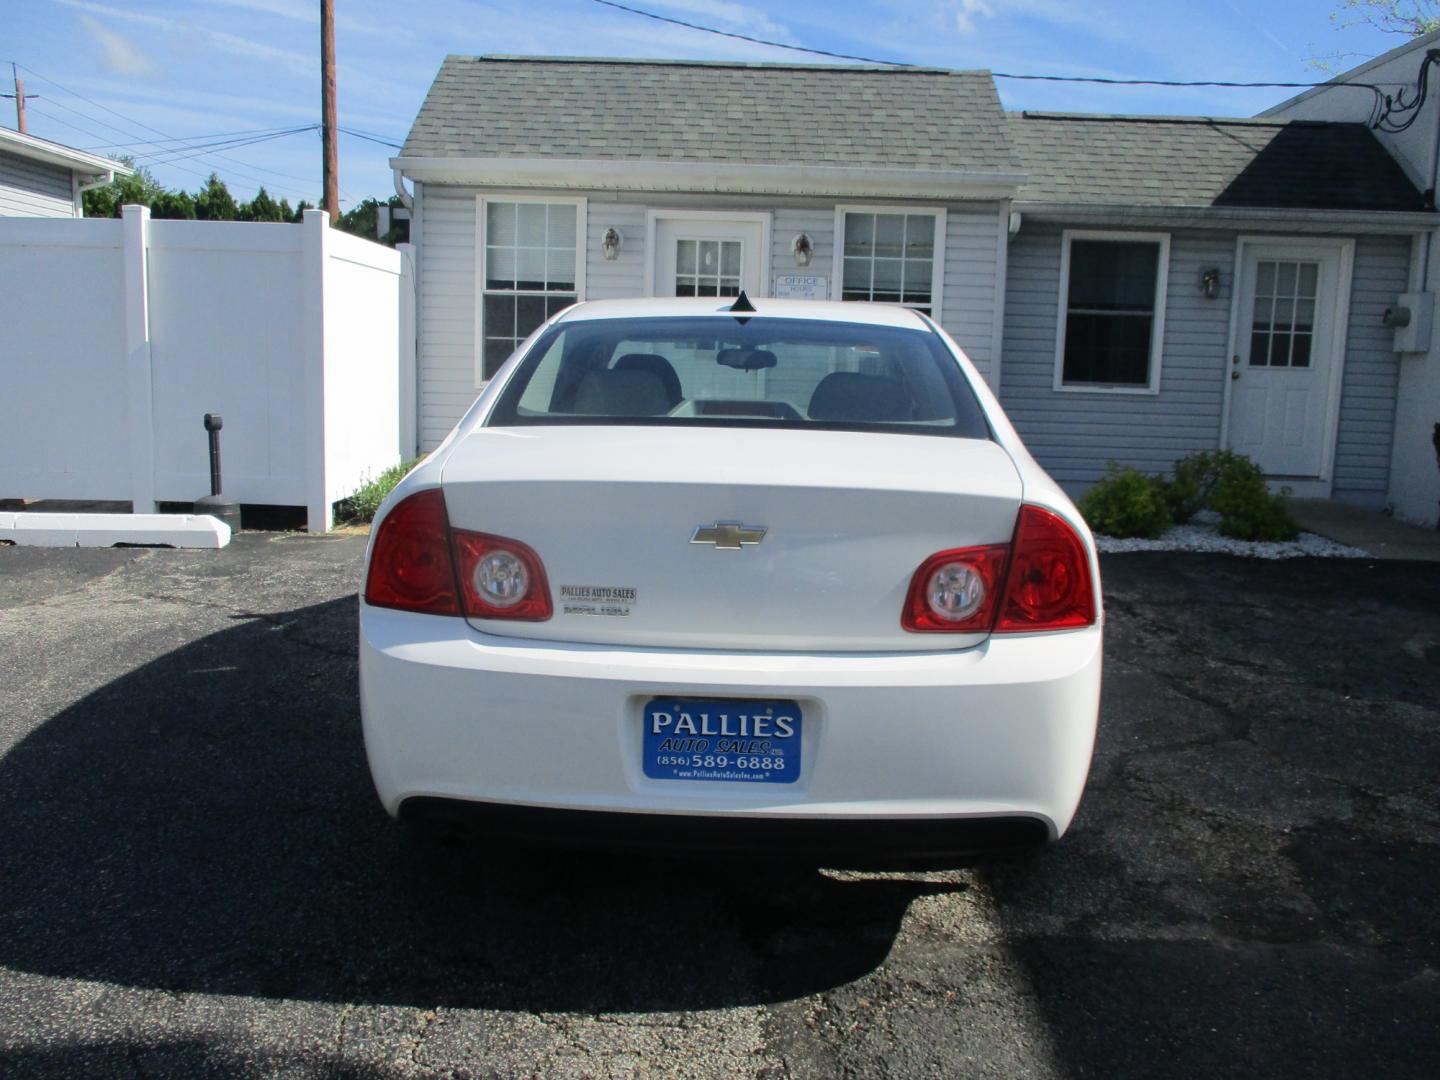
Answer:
0;534;1436;1078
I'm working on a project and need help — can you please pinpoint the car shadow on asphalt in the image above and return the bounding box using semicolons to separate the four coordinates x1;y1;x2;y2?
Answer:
0;595;955;1012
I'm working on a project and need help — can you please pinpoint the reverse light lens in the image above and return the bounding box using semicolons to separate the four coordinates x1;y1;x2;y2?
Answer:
363;489;461;616
903;545;1009;632
451;530;552;621
472;549;529;608
927;562;988;621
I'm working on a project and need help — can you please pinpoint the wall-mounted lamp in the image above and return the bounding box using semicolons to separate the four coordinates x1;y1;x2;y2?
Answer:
601;227;623;261
791;232;813;267
1200;268;1220;300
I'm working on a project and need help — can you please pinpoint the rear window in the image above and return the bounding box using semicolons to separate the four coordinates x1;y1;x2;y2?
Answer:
486;316;991;439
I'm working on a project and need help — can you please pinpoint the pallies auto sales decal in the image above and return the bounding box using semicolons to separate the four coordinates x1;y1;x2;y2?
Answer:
558;584;637;617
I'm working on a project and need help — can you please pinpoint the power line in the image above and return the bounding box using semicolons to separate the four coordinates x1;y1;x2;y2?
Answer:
338;126;402;149
12;62;319;196
81;125;312;151
586;0;909;65
26;106;225;187
583;0;1391;93
143;127;318;168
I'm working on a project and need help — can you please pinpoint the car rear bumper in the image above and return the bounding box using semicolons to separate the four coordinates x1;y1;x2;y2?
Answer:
359;607;1102;845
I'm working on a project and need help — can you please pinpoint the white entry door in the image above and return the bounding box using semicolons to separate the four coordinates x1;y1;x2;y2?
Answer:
650;213;768;298
1227;241;1350;479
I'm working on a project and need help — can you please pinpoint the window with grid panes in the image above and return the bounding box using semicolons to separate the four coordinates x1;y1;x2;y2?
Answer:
840;212;937;314
481;201;579;379
1249;260;1318;368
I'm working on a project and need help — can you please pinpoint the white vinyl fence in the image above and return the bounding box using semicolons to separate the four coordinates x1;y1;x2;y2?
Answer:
0;206;414;531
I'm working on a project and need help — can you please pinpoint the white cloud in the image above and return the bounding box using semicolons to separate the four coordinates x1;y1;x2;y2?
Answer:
78;14;155;77
52;0;315;76
947;0;994;34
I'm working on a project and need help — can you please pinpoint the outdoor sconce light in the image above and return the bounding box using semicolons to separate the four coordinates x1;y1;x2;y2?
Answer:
791;232;813;267
601;227;623;261
1201;268;1220;300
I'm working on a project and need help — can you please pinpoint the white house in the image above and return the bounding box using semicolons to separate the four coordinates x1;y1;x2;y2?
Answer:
0;127;131;218
1264;30;1440;524
393;55;1437;516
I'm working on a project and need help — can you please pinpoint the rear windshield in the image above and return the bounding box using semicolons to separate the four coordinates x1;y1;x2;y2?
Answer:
486;316;991;439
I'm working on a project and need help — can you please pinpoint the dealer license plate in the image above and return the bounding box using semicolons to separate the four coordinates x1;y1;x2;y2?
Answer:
642;697;801;783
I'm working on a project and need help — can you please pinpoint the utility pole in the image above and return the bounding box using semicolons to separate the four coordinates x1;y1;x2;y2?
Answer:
321;0;338;223
12;63;27;133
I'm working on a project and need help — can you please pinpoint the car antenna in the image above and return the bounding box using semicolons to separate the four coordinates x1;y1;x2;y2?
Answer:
727;290;756;325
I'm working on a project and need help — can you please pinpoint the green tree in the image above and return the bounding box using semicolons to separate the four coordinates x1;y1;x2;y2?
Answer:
81;157;167;218
336;195;407;247
1332;0;1440;34
193;173;237;221
150;190;197;220
238;186;287;223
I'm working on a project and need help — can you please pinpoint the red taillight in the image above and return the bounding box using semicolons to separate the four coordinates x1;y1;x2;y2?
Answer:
364;488;461;615
363;489;553;622
902;505;1095;635
902;545;1010;632
451;530;552;621
995;505;1095;632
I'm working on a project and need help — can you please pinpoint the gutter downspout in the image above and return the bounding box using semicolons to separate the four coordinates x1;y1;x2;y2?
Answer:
77;169;115;194
392;166;413;209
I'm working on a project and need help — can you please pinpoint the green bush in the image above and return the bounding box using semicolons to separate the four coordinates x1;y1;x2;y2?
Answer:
1078;463;1173;538
335;458;422;524
1205;455;1299;541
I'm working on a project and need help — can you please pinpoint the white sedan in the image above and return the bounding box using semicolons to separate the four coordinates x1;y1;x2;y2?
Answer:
359;296;1101;865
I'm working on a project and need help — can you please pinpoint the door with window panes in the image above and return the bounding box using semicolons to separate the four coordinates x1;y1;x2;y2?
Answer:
1227;242;1345;478
652;216;765;298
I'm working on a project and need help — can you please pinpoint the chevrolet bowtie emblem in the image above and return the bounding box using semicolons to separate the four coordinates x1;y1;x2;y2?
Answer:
690;522;767;550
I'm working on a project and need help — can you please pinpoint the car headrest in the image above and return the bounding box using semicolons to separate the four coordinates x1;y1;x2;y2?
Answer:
613;353;682;407
807;371;911;422
571;369;675;416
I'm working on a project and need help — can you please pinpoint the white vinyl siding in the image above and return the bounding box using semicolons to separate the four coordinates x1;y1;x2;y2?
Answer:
414;185;1006;451
1002;224;1234;486
0;149;76;218
1332;234;1407;505
1003;223;1405;506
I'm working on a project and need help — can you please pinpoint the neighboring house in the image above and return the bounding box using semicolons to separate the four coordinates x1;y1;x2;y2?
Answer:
393;57;1023;450
1263;30;1440;524
1003;111;1427;505
0;127;131;218
392;54;1435;513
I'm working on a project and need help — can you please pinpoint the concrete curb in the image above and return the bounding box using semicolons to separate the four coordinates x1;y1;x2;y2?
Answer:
0;512;231;549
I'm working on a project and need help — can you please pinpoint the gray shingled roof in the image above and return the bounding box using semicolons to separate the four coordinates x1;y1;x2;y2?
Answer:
1010;112;1426;212
402;56;1019;173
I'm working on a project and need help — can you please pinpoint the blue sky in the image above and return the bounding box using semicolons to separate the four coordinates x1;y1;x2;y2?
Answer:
2;0;1424;210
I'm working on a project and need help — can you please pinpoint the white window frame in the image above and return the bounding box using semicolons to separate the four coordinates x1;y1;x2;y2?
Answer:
474;194;587;387
831;204;947;324
1053;229;1170;396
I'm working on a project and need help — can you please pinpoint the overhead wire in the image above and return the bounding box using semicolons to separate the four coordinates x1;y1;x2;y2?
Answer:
582;0;1405;126
11;61;319;199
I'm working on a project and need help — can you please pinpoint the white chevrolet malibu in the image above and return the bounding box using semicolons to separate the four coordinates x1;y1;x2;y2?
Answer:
360;297;1101;865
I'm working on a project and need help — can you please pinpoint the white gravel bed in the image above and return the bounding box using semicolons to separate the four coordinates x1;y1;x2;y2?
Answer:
1095;521;1369;559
